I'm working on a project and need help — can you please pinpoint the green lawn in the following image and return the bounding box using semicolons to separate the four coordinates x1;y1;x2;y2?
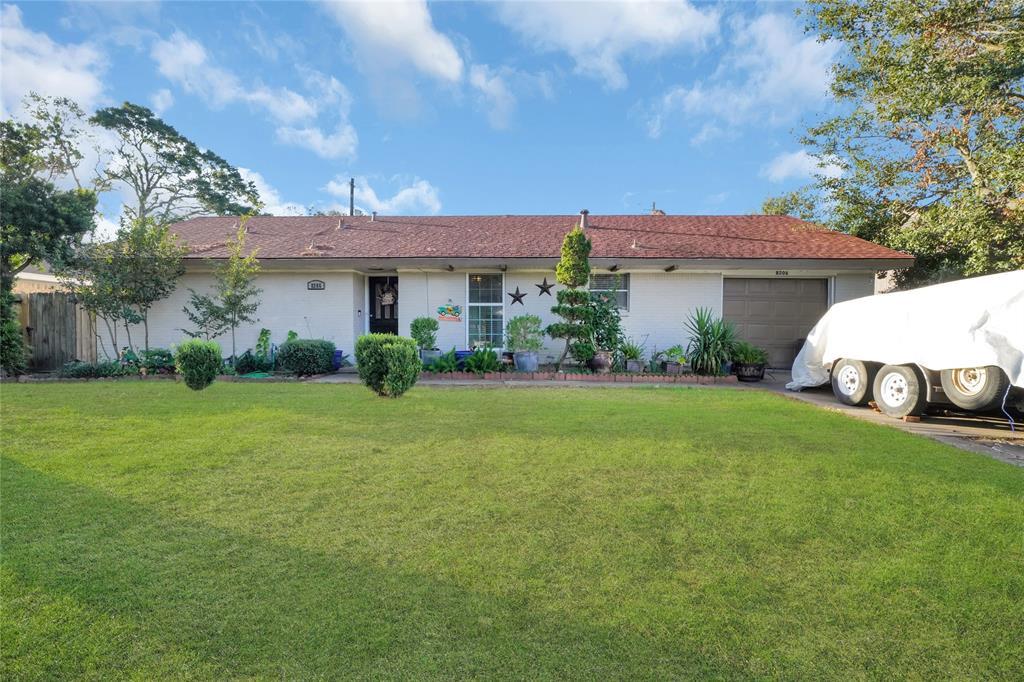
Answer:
2;382;1022;680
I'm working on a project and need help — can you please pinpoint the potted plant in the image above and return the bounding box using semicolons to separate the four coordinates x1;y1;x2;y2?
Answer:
731;340;769;382
684;307;736;376
410;316;441;365
661;345;688;374
588;292;622;374
505;314;544;371
621;338;645;373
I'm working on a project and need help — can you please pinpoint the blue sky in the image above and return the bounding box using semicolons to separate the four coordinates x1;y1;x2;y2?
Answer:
2;1;841;226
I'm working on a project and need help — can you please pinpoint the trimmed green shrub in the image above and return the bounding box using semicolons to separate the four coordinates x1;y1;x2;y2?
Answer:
277;339;336;376
506;315;544;352
58;360;135;379
464;348;502;376
409;317;439;350
355;334;420;397
140;348;175;374
1;318;27;376
175;339;221;390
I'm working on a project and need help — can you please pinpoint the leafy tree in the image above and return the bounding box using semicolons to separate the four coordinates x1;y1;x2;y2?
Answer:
546;224;594;370
761;191;822;223
764;0;1023;287
91;103;260;224
182;220;262;362
1;116;96;372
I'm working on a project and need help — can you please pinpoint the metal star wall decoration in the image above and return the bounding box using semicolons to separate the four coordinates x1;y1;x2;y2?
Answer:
535;277;554;296
508;287;527;305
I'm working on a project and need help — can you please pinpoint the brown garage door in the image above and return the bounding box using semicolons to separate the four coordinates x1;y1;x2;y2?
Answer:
723;278;828;369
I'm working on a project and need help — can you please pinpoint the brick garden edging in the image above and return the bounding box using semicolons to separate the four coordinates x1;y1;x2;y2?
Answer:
419;371;738;384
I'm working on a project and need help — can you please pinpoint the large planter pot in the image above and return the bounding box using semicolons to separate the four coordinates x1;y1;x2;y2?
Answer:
734;362;766;382
420;349;442;365
589;350;614;374
662;360;684;375
513;351;539;372
625;359;645;373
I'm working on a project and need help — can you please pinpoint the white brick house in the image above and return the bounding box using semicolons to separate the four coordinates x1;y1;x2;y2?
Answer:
140;211;912;368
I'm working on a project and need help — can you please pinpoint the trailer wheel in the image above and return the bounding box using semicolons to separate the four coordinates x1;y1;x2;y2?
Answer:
940;366;1010;412
830;359;877;406
872;364;928;418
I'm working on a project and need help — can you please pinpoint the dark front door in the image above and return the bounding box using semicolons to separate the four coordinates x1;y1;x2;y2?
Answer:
368;276;399;335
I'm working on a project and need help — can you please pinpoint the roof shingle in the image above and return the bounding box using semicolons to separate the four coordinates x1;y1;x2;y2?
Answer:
170;214;913;261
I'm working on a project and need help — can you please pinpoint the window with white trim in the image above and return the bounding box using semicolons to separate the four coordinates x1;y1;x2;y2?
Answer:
467;273;504;349
590;274;629;310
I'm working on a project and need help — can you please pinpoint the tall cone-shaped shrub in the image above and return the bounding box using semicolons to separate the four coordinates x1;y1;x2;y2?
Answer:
546;224;593;371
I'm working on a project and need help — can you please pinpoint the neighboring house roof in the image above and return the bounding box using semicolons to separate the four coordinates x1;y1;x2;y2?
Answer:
169;214;913;263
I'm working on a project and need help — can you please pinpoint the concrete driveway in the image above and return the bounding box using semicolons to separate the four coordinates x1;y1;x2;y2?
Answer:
750;370;1024;467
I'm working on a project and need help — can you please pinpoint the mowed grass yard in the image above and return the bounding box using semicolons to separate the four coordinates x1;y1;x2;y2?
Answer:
2;382;1022;680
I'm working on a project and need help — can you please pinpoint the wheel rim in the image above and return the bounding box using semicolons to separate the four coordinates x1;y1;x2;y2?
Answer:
837;365;860;396
880;372;909;407
951;367;987;396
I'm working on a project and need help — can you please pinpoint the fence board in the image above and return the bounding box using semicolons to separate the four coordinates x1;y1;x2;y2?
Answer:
24;293;97;371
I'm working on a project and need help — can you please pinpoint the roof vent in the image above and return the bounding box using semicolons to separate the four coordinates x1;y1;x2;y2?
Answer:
650;202;665;216
371;211;377;222
579;209;589;229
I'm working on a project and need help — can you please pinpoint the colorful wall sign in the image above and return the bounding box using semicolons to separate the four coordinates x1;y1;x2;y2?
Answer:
437;300;462;322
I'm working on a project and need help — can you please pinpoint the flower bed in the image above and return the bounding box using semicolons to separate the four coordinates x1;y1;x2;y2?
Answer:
419;371;738;384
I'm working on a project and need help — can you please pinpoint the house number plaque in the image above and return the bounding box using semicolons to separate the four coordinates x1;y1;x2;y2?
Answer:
307;279;326;291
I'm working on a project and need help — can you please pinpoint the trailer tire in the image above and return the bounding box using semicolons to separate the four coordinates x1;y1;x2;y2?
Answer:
872;364;928;418
830;359;877;406
940;366;1010;412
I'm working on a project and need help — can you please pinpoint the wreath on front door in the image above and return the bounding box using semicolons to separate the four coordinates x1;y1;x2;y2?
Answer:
377;284;397;306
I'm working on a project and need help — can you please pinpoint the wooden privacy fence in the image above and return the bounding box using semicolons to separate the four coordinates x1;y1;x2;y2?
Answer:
15;292;97;371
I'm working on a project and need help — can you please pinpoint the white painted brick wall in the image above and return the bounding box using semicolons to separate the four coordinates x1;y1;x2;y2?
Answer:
622;272;723;358
833;273;874;304
128;271;360;356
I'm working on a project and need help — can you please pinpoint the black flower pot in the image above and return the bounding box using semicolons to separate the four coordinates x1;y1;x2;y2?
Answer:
734;362;766;382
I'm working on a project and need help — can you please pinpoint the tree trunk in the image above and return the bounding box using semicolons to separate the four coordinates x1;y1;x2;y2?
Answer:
231;324;236;366
123;321;135;356
555;339;571;372
143;313;149;352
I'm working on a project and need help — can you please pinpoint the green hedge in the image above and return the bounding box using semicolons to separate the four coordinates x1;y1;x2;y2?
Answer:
175;339;221;391
58;360;135;379
277;339;336;376
354;334;420;398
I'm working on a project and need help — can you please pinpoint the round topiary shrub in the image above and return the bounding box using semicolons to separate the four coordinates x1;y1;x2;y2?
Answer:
174;339;222;391
277;339;336;376
355;334;420;397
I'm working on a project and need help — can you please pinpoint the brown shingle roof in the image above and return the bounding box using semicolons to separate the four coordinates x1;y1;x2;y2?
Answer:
170;214;913;261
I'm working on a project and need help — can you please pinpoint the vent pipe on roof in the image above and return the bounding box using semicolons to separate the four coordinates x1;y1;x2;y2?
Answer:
349;177;355;217
371;211;377;222
579;209;589;229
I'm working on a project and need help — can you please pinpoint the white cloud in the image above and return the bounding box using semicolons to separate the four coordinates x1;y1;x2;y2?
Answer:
325;175;442;215
239;168;307;216
320;0;463;82
643;12;840;138
496;0;720;89
0;5;107;116
150;88;173;115
761;150;843;183
469;65;516;129
150;31;317;124
150;31;357;158
276;123;358;160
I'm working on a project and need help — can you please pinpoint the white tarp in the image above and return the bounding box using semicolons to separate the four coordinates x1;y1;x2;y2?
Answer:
787;270;1024;391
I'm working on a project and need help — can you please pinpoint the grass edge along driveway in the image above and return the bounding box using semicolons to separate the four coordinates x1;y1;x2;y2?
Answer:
2;382;1022;680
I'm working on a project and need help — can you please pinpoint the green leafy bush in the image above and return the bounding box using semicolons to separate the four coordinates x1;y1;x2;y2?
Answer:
1;318;27;375
464;348;502;376
277;339;336;376
409;317;439;350
732;340;769;365
684;307;736;376
174;339;221;390
506;315;544;352
58;360;135;379
620;338;644;360
591;291;623;352
427;347;458;373
355;334;420;397
235;349;272;374
140;348;175;373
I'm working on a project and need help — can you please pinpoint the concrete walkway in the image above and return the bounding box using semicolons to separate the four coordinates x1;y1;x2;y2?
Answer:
312;370;1024;466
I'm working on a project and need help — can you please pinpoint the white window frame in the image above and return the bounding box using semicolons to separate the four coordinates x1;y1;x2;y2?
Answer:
465;272;506;350
590;273;630;311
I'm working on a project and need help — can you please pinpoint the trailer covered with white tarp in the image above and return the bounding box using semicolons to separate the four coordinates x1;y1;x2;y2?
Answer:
787;271;1024;417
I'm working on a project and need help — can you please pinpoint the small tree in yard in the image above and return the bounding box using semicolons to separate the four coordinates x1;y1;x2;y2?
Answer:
183;221;261;362
115;218;186;352
546;224;593;371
